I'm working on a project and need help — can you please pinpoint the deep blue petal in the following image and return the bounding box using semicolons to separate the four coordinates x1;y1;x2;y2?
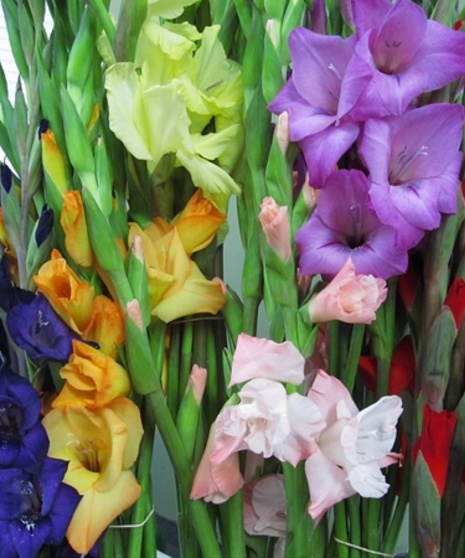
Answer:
16;423;49;472
0;521;17;558
6;294;81;362
39;458;69;516
47;484;81;544
10;516;51;558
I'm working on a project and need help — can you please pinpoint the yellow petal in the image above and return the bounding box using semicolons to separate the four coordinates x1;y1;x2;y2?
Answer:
66;471;141;555
61;190;93;268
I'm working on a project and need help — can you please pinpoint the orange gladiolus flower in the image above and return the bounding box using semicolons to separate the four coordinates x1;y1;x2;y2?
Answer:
61;190;93;267
82;295;125;359
34;249;95;332
42;398;143;554
52;340;131;408
129;225;225;322
0;207;18;282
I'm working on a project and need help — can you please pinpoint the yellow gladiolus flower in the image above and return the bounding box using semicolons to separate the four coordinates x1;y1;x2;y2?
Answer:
171;189;226;254
82;295;125;360
60;190;94;268
128;226;225;322
34;249;95;333
42;398;143;555
52;340;131;408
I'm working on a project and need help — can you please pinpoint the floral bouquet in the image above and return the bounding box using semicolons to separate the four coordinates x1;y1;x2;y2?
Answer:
0;0;465;557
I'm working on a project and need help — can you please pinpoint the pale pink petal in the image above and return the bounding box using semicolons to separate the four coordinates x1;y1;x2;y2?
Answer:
309;258;387;324
305;449;355;523
229;334;305;387
273;393;324;466
189;364;207;404
212;379;290;462
307;370;358;424
244;475;287;537
347;462;389;498
190;424;244;504
259;197;292;262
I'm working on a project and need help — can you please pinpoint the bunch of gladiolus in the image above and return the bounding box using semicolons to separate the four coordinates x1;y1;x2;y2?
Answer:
1;0;465;557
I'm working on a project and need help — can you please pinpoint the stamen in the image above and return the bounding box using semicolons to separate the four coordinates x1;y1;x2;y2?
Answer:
390;144;428;185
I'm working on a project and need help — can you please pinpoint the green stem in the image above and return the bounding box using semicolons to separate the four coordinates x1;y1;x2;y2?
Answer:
366;499;381;553
343;324;366;392
167;324;181;417
145;390;222;557
334;502;350;558
219;490;246;558
328;320;340;377
347;497;361;558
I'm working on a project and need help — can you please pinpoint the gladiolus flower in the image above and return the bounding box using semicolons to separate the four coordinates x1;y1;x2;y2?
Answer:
258;197;292;262
211;379;324;467
229;333;305;387
296;170;408;279
309;258;387;324
60;190;93;268
171;189;226;255
6;291;84;363
42;398;143;554
0;362;49;470
305;370;402;522
0;458;81;558
52;340;131;409
34;249;95;333
82;295;125;360
413;405;457;498
244;475;287;537
129;226;225;322
190;423;244;504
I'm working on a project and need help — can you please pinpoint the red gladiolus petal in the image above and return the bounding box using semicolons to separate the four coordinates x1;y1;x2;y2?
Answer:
413;405;457;497
444;277;465;329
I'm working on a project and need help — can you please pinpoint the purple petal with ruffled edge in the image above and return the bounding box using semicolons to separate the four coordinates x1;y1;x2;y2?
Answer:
360;104;464;247
295;170;409;279
10;517;52;558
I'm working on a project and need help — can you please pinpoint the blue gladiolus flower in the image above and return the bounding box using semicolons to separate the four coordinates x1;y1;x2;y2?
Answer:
6;292;83;362
0;359;49;471
0;458;81;558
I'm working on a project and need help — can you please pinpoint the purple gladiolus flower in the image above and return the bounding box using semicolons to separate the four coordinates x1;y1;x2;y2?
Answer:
269;28;366;188
0;458;81;558
0;360;49;471
6;292;83;362
345;0;465;119
359;103;464;249
295;169;408;279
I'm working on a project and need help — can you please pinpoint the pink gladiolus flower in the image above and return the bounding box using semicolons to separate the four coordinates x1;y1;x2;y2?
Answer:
305;370;402;522
258;197;292;262
190;423;244;504
309;258;387;324
212;379;324;467
229;333;305;387
244;475;287;537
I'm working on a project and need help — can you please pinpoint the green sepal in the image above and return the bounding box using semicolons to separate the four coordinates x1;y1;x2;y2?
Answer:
60;85;99;196
18;0;35;70
221;285;244;345
2;0;30;82
94;135;114;219
419;306;457;411
280;0;306;63
265;136;293;207
126;248;151;329
81;185;133;306
291;186;312;239
13;80;28;159
114;0;147;62
262;30;284;104
411;452;442;558
176;374;204;463
124;311;158;395
25;213;53;290
67;5;96;90
264;0;286;20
